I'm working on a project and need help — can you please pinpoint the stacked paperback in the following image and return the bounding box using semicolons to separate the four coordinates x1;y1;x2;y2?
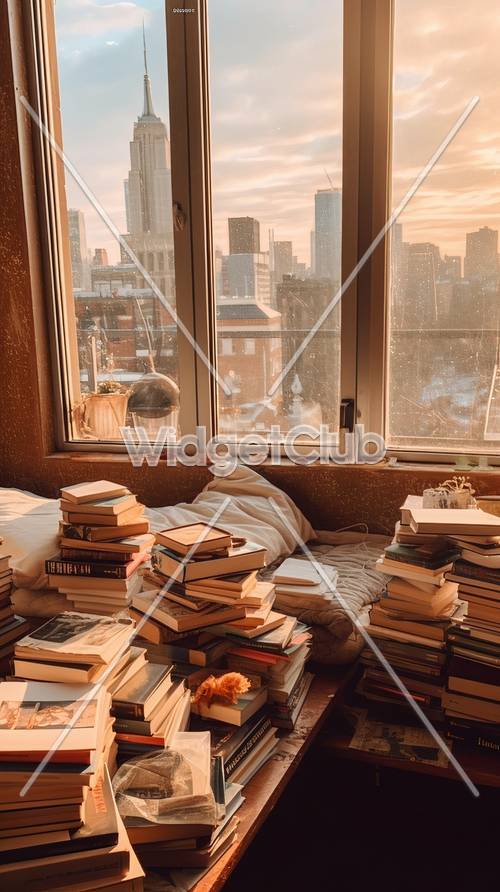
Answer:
0;546;29;674
363;504;465;721
47;480;153;615
439;510;500;753
0;679;143;890
112;659;191;765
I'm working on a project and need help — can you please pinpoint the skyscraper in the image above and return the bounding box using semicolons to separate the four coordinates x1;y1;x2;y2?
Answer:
68;209;90;290
122;29;174;303
124;33;172;237
464;226;498;284
228;217;260;255
314;188;341;284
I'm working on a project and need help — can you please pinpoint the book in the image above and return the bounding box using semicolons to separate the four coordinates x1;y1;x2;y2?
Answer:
383;543;460;570
151;635;230;667
113;680;185;736
189;709;272;780
376;557;450;583
400;495;423;525
210;610;286;639
60;522;150;543
272;557;335;586
62;506;144;528
49;575;143;595
186;571;258;596
386;577;455;600
442;689;500;722
46;553;146;580
112;663;172;720
60;496;138;517
59;534;154;555
131;590;246;633
151;541;266;583
181;579;273;608
60;481;131;505
15;613;134;666
191;684;267;726
270;671;314;729
0;680;110;762
155;523;233;557
410;508;500;536
369;601;465;641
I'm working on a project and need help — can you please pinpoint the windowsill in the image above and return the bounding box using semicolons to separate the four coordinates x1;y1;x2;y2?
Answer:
44;452;500;476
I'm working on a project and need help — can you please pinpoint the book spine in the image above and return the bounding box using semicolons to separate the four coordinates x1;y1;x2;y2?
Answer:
223;716;273;779
60;548;132;563
45;558;130;579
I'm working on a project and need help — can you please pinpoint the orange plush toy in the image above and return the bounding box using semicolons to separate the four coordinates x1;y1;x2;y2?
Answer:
193;672;251;707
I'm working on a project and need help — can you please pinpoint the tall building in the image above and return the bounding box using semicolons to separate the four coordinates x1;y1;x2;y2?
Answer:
92;248;109;267
271;239;293;304
464;226;498;284
314;188;341;284
404;242;441;328
124;34;172;237
228;217;260;255
68;209;90;290
122;31;174;304
225;253;271;304
440;254;461;281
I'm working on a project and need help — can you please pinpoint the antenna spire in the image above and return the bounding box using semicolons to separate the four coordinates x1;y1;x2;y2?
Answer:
141;22;156;118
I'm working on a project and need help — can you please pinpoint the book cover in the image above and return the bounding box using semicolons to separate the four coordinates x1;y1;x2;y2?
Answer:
60;481;130;505
151;541;266;583
15;613;133;666
155;523;233;557
112;663;172;720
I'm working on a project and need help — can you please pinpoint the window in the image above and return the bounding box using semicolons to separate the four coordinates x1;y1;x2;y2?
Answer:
21;0;500;460
44;0;189;442
210;0;343;437
387;0;500;455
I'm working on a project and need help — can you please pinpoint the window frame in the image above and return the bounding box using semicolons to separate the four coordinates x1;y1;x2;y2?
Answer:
19;0;500;464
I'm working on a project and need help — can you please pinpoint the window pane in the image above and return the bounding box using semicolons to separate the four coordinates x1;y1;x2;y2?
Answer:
54;1;180;440
388;0;500;452
209;0;343;437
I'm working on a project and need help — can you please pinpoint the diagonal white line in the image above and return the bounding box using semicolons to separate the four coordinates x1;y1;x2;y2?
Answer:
20;497;233;796
267;95;479;398
19;94;232;397
268;498;480;797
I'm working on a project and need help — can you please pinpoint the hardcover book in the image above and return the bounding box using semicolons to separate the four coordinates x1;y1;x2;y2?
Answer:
151;541;266;583
60;481;131;505
155;524;233;557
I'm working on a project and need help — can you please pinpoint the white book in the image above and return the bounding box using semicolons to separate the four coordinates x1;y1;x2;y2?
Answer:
273;558;337;587
0;680;109;756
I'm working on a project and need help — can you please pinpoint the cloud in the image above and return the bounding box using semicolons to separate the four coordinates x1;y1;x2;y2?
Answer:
57;0;148;38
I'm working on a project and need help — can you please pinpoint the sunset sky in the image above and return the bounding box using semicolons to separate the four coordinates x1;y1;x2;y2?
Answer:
55;0;499;267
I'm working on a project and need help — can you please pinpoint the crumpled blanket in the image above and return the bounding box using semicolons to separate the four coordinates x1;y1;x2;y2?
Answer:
262;534;390;664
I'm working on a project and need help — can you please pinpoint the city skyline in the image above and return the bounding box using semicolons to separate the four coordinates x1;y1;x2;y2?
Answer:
55;0;500;266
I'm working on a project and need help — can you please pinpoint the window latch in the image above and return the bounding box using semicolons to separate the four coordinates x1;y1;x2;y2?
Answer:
340;398;355;432
173;202;186;232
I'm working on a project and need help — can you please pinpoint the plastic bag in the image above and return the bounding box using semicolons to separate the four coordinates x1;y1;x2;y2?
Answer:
112;731;217;827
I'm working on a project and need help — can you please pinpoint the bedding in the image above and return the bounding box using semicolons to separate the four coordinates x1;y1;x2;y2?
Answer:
0;467;388;662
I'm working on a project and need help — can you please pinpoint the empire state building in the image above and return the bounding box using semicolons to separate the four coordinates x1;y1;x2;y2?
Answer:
122;32;174;301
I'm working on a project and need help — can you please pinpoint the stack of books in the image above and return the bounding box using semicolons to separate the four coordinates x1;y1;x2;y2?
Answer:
223;617;313;729
111;660;191;765
46;481;152;615
0;680;143;890
0;546;29;675
113;731;237;871
436;511;500;752
130;523;275;641
272;557;338;611
361;510;464;721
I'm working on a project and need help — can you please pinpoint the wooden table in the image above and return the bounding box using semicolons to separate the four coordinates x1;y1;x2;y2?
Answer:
322;727;500;789
188;668;353;892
